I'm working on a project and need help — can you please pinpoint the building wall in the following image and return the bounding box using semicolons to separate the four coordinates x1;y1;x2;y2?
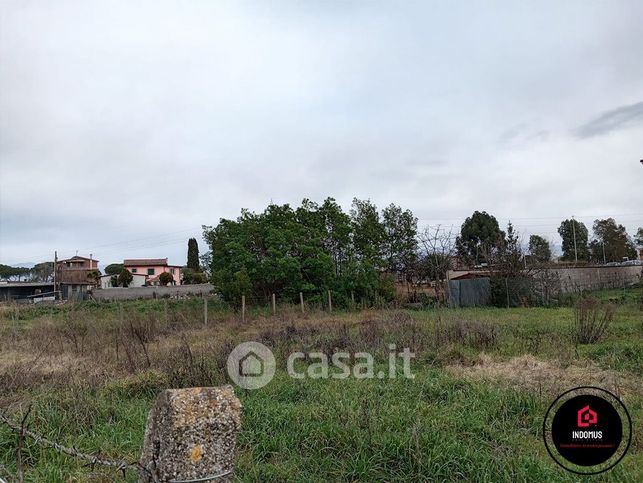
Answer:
56;258;100;289
125;265;182;284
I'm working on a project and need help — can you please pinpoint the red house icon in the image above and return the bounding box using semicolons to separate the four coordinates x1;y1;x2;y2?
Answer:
577;405;597;427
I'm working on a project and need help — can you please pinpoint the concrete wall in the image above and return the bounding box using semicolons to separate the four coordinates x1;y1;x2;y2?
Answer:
99;274;146;289
538;265;642;293
91;283;214;301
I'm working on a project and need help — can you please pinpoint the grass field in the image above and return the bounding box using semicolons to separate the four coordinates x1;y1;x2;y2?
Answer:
0;289;641;482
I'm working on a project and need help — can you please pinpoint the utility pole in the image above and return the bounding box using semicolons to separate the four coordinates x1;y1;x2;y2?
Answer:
572;216;578;263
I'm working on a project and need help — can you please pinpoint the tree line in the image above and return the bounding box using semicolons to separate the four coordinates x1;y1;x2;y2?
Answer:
203;200;643;305
2;206;640;297
0;262;53;282
557;218;641;263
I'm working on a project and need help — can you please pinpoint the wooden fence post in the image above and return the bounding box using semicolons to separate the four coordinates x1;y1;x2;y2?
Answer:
299;292;304;314
241;295;246;323
351;290;355;307
328;290;332;312
272;293;276;315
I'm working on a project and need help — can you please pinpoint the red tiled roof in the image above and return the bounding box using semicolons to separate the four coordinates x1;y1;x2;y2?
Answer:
124;258;168;266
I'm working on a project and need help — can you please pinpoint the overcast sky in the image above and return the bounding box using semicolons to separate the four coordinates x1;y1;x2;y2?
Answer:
1;0;642;268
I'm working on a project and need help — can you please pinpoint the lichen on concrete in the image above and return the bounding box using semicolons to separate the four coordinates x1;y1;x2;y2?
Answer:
140;386;241;482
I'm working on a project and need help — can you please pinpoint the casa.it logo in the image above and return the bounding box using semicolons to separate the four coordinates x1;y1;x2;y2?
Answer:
577;405;597;428
543;387;632;475
226;342;276;390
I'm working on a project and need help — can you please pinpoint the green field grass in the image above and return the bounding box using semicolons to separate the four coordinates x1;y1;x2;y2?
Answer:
0;289;641;482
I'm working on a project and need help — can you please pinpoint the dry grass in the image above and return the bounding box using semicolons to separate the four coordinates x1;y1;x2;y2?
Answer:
446;353;641;400
1;297;642;481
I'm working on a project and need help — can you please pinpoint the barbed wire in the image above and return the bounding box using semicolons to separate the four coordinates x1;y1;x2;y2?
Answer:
0;411;149;480
0;411;234;482
169;471;232;483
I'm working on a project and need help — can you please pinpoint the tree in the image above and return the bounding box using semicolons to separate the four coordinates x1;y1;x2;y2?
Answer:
29;261;54;281
105;263;124;276
317;198;352;276
418;225;455;281
159;271;174;286
381;204;418;279
528;235;552;264
456;211;505;266
350;198;385;266
589;218;637;262
118;268;133;287
0;264;12;280
0;264;30;281
202;197;407;307
187;238;200;271
493;222;524;277
199;250;213;279
418;225;456;302
557;219;589;261
633;227;643;247
183;268;208;284
87;269;101;285
488;222;538;308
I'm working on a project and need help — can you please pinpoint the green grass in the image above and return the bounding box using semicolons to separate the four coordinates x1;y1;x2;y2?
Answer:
0;287;641;482
236;369;641;482
2;369;640;482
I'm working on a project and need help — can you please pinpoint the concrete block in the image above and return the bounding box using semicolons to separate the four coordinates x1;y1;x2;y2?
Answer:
140;386;241;482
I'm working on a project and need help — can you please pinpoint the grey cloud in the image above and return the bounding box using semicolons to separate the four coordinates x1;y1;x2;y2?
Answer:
1;1;643;265
575;101;643;138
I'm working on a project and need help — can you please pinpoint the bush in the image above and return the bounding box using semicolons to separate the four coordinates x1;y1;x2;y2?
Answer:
118;268;133;287
573;298;615;344
158;272;174;286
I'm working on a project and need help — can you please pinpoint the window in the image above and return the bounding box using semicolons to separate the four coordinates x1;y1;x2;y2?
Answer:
147;268;155;275
171;268;175;274
131;268;137;273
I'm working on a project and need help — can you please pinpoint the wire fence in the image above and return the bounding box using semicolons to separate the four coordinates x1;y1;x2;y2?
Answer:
0;410;232;483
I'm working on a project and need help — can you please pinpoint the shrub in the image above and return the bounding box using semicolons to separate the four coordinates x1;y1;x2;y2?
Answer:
434;319;498;350
573;298;615;344
158;272;174;286
118;268;133;287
